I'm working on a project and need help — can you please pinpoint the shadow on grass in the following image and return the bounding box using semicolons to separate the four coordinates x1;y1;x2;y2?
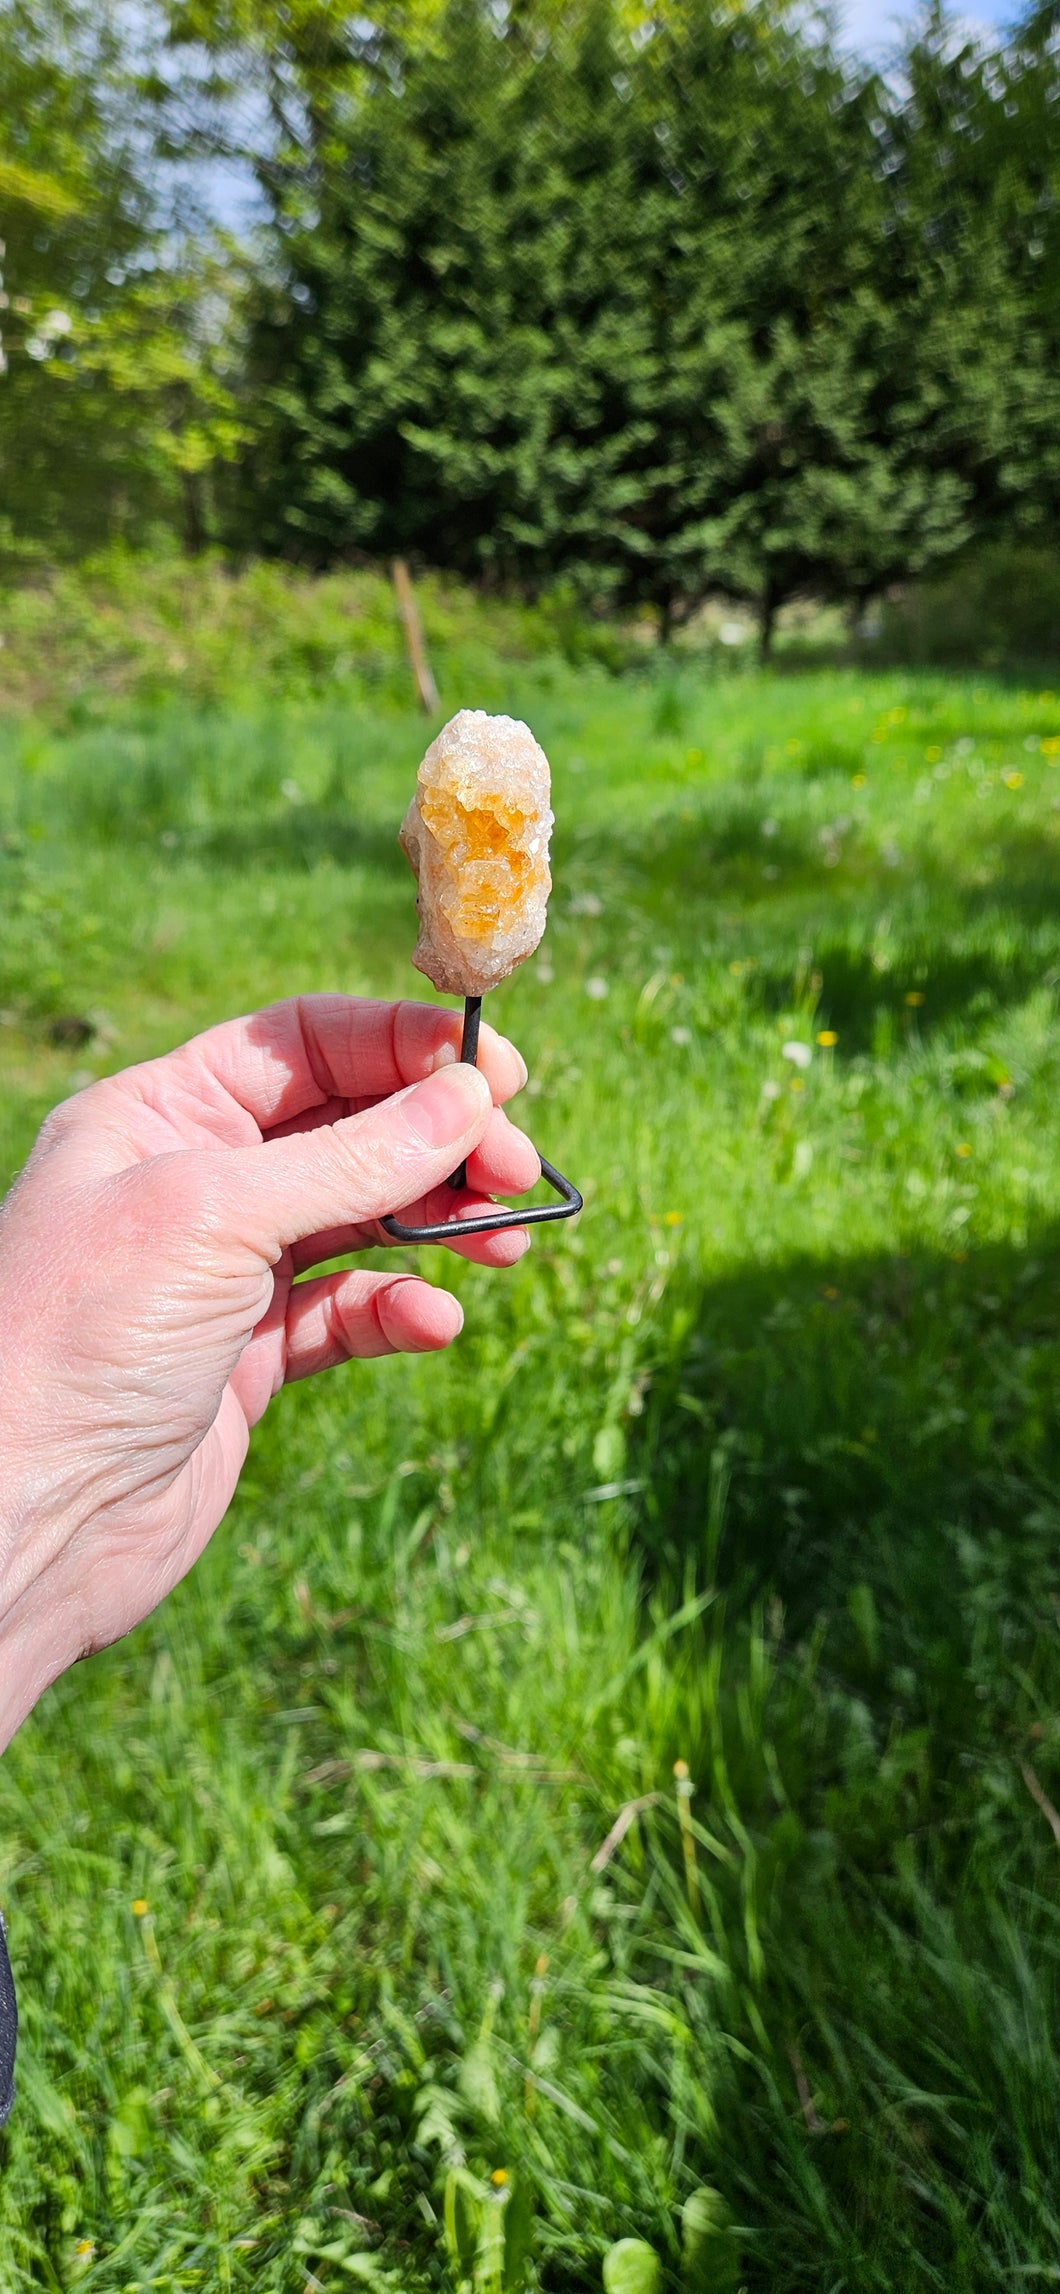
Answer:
629;1227;1060;2284
635;1221;1060;1723
562;804;1060;1045
183;809;406;875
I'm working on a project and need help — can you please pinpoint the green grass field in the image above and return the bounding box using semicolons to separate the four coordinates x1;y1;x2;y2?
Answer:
3;572;1060;2290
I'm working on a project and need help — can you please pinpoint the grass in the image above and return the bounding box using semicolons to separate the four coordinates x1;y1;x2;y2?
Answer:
2;567;1060;2288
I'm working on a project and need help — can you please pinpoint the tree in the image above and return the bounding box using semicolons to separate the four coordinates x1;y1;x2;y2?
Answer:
0;0;249;563
0;0;155;561
873;2;1060;571
216;0;979;646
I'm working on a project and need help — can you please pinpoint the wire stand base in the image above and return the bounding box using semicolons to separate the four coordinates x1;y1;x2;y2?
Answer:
380;995;583;1244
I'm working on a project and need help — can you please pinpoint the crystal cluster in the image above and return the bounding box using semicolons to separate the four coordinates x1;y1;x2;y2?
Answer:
399;710;553;996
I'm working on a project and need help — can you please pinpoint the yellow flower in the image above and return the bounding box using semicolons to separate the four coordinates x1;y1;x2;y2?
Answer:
664;1210;683;1226
491;2169;509;2187
1041;736;1060;757
1002;771;1024;789
851;773;867;788
956;1142;972;1159
925;746;943;762
904;991;925;1007
816;1030;838;1047
76;2243;95;2258
821;1285;839;1301
132;1899;148;1917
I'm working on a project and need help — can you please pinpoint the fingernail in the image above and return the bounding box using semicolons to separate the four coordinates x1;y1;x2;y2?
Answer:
513;1047;530;1090
430;1039;457;1069
403;1064;487;1148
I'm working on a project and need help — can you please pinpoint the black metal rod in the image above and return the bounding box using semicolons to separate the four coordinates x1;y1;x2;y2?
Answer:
447;994;482;1191
459;995;482;1065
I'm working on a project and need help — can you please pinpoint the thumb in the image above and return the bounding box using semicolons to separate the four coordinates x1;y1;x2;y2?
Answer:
224;1063;493;1255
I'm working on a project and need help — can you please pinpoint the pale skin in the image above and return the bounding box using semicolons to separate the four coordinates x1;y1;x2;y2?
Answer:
0;995;539;1754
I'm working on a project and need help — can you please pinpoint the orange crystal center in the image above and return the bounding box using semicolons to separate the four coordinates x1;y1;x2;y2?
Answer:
420;790;546;941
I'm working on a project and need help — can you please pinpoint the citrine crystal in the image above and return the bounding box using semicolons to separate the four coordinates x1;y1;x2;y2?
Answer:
399;710;553;996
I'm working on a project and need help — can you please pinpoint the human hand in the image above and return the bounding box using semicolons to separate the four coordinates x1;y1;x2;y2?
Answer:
0;996;538;1748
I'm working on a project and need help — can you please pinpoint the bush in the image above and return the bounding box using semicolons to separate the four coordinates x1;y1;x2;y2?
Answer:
876;545;1060;671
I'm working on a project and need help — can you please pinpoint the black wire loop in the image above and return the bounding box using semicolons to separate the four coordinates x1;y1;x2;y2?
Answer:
379;994;583;1245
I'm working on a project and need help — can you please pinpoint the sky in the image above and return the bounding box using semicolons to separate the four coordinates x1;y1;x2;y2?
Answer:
840;0;1013;55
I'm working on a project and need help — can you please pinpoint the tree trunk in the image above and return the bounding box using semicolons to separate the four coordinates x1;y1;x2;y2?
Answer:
180;468;208;558
758;584;779;665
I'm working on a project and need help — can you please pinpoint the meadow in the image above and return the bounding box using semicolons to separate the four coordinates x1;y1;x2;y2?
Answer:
2;563;1060;2290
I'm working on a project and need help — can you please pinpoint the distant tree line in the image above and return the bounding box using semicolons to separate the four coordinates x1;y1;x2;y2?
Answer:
2;0;1060;650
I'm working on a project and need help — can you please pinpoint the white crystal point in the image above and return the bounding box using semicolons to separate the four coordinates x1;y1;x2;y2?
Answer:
399;709;554;996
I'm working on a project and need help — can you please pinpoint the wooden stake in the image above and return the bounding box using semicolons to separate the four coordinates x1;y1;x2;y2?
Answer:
391;557;439;714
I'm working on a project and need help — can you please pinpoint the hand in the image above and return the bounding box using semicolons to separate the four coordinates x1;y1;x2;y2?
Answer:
0;995;538;1749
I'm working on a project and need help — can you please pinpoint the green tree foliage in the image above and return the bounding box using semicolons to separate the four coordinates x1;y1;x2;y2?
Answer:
0;0;152;559
0;0;247;563
6;0;1060;628
217;0;1056;647
877;4;1060;562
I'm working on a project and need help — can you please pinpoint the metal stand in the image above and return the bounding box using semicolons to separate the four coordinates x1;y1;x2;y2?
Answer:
380;995;583;1244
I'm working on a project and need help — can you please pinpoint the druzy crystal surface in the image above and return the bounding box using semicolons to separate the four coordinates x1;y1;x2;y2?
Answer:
400;710;553;995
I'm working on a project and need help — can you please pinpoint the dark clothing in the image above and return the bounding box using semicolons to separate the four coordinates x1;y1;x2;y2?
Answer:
0;1915;15;2129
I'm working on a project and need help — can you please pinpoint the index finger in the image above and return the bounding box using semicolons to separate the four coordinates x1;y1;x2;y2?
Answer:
166;996;529;1133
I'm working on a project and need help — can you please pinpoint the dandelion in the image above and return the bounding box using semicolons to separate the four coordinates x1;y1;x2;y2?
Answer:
904;991;925;1008
491;2169;509;2188
1042;736;1060;758
925;747;943;763
761;1078;782;1101
781;1040;812;1068
664;1210;683;1226
956;1142;972;1158
790;1077;805;1093
851;773;867;788
670;1025;691;1046
585;976;608;1000
132;1899;148;1916
816;1030;838;1047
76;2242;95;2258
1002;771;1024;790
